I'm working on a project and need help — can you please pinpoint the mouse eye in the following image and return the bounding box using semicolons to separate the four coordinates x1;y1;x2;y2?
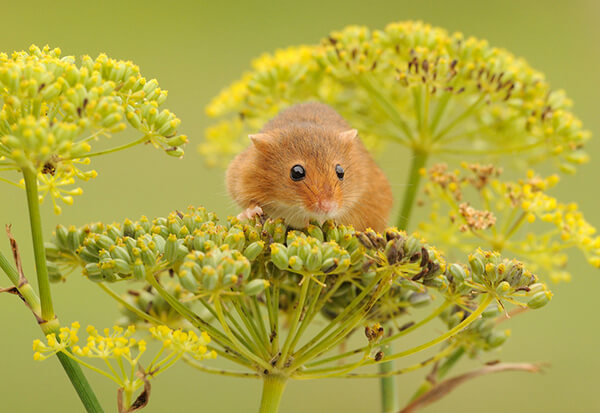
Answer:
335;164;345;180
290;164;306;181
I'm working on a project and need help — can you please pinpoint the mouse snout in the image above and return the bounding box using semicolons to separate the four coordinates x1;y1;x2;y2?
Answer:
315;199;338;214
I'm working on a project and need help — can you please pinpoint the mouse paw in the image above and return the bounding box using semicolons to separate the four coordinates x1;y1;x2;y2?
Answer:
237;206;263;221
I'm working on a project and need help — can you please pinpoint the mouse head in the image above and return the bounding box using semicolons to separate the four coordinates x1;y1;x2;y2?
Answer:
246;125;365;228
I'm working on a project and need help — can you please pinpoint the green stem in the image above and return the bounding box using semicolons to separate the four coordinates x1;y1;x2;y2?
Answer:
259;375;287;413
379;322;399;413
19;168;104;412
22;167;54;321
396;149;429;234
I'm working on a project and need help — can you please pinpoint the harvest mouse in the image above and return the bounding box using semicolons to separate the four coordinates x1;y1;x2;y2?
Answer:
226;102;393;232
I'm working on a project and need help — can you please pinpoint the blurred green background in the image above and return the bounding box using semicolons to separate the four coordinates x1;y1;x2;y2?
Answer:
0;0;599;412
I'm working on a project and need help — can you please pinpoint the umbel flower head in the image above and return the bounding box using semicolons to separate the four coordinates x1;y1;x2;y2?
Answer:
0;45;187;213
33;323;215;408
46;206;551;395
419;163;600;282
201;21;590;173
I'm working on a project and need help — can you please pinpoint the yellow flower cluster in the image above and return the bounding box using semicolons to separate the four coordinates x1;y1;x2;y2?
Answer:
420;163;600;282
33;323;215;400
150;325;216;360
0;45;187;213
202;21;590;174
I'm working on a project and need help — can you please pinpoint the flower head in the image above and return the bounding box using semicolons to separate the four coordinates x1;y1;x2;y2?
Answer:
0;45;187;212
202;21;590;174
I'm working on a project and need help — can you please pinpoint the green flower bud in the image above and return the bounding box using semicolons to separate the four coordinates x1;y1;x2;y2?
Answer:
78;246;99;263
448;263;467;284
67;226;81;251
288;256;304;272
243;241;265;261
165;234;178;262
321;257;338;273
409;292;431;307
47;261;63;282
179;269;199;292
202;267;218;290
270;244;289;270
85;263;101;277
487;330;510;348
109;245;131;263
495;280;511;295
132;259;146;280
113;258;131;275
305;246;323;272
527;291;552;309
55;225;69;250
468;254;485;278
244;279;270;296
96;234;115;250
307;225;324;242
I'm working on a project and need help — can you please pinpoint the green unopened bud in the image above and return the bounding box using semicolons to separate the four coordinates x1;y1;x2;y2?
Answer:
495;280;511;295
47;261;63;282
321;257;338;273
487;330;510;348
527;291;552;309
133;259;146;280
55;225;69;250
113;259;131;275
448;263;467;284
67;226;81;251
307;225;324;242
202;267;218;290
165;234;178;262
243;241;265;261
469;254;485;277
305;246;323;272
244;279;270;296
270;244;289;270
288;256;304;271
179;269;199;292
409;292;431;307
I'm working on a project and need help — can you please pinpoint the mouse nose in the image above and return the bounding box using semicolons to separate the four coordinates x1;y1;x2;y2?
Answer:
316;200;338;214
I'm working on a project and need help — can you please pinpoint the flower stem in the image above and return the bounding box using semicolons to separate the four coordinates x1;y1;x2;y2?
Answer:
379;323;398;413
259;375;287;413
17;169;104;412
395;149;429;230
22;167;54;321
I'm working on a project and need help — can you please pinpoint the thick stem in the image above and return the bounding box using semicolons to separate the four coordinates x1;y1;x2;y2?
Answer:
395;149;429;230
379;322;399;413
22;167;54;321
259;375;287;413
13;170;104;412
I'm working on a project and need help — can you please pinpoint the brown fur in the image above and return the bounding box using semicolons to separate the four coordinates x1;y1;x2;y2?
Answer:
226;102;393;232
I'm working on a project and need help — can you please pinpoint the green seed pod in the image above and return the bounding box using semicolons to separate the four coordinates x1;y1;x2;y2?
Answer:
468;254;485;279
326;227;340;243
96;234;115;250
404;236;420;257
141;246;157;266
132;259;146;280
495;280;511;295
109;245;131;263
244;279;269;296
106;225;122;241
336;257;351;273
202;267;218;290
47;261;63;283
482;304;501;318
164;234;178;262
288;256;304;272
305;246;323;272
448;263;467;284
487;330;510;348
307;225;324;242
243;241;265;261
67;226;81;251
123;219;135;238
113;259;131;276
224;231;246;252
527;291;552;309
78;246;99;263
179;269;199;292
270;244;289;270
321;257;338;273
85;262;101;277
55;225;69;250
152;234;166;254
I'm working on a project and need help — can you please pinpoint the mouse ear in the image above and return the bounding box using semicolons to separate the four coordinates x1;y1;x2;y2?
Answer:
339;129;359;142
249;133;273;153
